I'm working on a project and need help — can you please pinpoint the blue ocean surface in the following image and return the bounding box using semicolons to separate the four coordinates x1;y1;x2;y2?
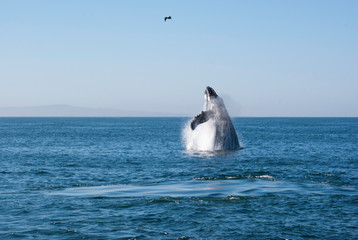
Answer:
0;117;357;239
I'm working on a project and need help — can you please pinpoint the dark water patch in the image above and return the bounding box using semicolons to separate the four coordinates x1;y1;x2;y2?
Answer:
34;170;51;175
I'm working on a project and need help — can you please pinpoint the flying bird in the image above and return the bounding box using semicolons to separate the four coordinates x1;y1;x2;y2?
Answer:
164;16;172;22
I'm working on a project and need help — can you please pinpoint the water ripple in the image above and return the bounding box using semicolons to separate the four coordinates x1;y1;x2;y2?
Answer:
49;179;357;198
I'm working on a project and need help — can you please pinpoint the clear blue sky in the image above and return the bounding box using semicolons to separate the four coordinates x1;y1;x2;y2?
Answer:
1;0;357;116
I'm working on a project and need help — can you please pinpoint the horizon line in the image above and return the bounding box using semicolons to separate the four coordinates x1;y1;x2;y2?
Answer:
0;116;357;118
0;104;357;118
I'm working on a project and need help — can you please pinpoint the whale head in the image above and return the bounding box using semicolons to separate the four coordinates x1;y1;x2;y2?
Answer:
204;86;226;112
205;86;218;99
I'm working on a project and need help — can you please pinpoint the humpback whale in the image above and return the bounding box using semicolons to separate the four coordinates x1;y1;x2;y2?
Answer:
184;86;240;151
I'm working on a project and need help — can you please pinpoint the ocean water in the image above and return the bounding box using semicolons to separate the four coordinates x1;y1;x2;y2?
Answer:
0;117;357;239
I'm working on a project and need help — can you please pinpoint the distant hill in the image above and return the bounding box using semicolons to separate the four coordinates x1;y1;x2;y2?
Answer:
0;104;184;117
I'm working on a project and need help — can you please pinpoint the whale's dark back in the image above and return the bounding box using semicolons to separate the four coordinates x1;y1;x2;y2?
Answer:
214;117;240;150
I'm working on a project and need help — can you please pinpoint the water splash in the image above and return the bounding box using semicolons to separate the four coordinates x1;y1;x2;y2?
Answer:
182;118;216;151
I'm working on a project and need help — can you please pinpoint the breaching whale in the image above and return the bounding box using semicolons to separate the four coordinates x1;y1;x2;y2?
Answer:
184;86;240;151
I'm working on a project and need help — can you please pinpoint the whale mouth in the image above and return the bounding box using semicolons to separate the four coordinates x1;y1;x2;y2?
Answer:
205;86;218;98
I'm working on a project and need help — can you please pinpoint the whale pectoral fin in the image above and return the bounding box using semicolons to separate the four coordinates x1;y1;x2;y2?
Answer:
190;110;214;130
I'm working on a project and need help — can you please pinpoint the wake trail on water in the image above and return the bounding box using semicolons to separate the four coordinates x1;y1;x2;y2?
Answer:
49;179;356;198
